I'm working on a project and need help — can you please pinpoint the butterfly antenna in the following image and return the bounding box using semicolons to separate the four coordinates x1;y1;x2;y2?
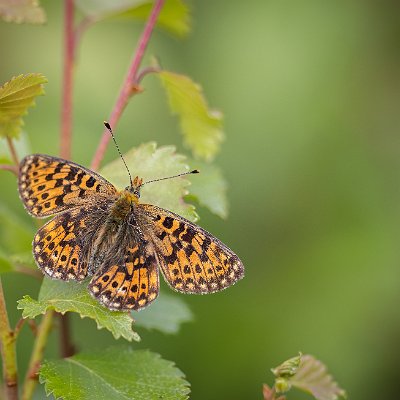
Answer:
104;121;133;187
140;169;200;188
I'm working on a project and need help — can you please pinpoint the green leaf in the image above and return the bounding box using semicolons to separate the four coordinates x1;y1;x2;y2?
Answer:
187;160;229;219
17;277;140;341
272;354;347;400
116;0;191;38
134;293;192;334
0;0;46;24
39;347;190;400
75;0;191;37
272;353;302;380
158;70;224;161
0;73;47;138
100;142;198;221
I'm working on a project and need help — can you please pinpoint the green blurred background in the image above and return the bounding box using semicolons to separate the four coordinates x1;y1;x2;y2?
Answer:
1;1;400;399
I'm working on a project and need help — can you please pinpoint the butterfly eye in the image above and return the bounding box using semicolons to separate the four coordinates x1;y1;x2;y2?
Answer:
125;185;141;198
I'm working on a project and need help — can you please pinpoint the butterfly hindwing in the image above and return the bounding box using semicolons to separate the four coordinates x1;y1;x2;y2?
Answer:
19;154;117;217
138;204;244;294
33;207;95;281
88;242;160;311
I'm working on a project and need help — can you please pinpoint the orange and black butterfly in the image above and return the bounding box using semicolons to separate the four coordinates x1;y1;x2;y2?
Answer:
18;150;244;311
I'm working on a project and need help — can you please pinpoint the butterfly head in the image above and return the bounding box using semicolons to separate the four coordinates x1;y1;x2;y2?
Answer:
126;176;143;199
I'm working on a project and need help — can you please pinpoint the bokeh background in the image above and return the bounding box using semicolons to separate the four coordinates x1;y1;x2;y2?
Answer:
1;1;400;399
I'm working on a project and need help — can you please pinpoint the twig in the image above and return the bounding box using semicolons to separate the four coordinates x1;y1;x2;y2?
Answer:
6;137;19;166
13;318;25;339
60;0;75;160
74;15;96;45
135;66;161;84
27;320;38;337
59;314;75;357
21;310;54;400
0;278;18;400
0;164;18;176
14;319;38;338
90;0;165;171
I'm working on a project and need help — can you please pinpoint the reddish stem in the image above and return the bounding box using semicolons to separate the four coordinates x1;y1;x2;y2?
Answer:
90;0;165;171
13;319;25;339
0;164;18;176
60;0;75;160
59;314;75;357
135;66;161;84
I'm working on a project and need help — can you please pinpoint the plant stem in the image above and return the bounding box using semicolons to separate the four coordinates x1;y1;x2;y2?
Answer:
0;278;18;400
90;0;165;171
60;0;75;160
21;310;54;400
0;164;18;176
6;137;19;166
74;15;95;45
135;66;161;84
59;314;75;357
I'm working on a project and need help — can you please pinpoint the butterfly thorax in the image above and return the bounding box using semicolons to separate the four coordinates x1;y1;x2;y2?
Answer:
108;189;139;225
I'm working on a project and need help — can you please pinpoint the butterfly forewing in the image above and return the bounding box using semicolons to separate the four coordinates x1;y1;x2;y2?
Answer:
19;154;117;217
88;242;159;311
138;204;244;294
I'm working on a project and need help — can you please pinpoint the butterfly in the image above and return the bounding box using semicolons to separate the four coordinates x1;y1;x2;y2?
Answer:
18;153;244;311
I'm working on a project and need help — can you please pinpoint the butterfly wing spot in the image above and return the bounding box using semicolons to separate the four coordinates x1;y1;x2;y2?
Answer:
33;209;90;281
88;245;159;311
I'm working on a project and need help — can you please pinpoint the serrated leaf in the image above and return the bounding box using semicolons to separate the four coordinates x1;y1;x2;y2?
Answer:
39;347;190;400
100;142;198;221
17;277;140;341
134;293;192;334
158;70;224;161
187;160;228;219
286;354;347;400
0;0;46;24
17;296;45;318
272;353;302;379
75;0;191;37
116;0;190;38
0;74;47;138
